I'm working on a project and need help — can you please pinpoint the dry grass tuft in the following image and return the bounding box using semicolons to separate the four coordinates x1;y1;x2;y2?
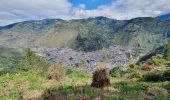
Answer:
144;87;168;99
47;66;63;81
141;64;154;71
91;68;111;88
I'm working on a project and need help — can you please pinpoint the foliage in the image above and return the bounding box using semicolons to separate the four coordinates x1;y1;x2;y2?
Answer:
162;70;170;81
143;72;162;82
74;32;111;51
164;42;170;60
126;64;139;73
18;49;50;71
0;71;48;100
138;42;170;64
164;82;170;90
109;67;123;77
0;48;24;75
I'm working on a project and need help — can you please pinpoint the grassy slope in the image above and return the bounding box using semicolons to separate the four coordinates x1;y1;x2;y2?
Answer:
0;66;170;100
0;48;169;100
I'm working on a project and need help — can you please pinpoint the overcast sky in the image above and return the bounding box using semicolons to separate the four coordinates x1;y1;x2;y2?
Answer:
0;0;170;26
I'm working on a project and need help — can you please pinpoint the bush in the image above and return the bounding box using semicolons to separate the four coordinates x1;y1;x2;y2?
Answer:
91;68;111;88
162;70;170;81
109;67;123;77
135;83;150;90
126;64;138;73
143;72;162;82
164;82;170;90
130;71;143;79
143;70;170;82
164;43;170;60
18;49;49;71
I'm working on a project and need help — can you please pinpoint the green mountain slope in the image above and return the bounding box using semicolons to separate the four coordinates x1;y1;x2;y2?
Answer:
0;17;169;54
113;18;170;53
138;42;170;63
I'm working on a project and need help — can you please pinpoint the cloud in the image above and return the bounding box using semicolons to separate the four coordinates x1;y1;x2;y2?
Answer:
0;0;170;26
0;0;72;25
72;0;170;20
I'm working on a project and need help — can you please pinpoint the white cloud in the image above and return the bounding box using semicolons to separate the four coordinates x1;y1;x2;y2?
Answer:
72;0;170;20
0;0;170;26
0;0;72;25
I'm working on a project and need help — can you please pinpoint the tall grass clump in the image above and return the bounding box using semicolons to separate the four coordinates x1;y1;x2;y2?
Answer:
91;68;111;88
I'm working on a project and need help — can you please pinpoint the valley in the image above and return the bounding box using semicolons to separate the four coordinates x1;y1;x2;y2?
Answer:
0;15;170;100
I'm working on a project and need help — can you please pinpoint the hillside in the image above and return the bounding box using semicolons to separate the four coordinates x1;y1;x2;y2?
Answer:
0;16;170;100
0;17;169;54
0;46;170;99
138;42;170;63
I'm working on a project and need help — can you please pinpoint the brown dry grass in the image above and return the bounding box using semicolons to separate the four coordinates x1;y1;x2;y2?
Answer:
47;66;64;81
91;68;111;88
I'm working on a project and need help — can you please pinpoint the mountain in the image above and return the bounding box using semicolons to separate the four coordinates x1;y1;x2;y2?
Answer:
0;17;169;56
156;13;170;20
0;17;125;50
1;17;170;100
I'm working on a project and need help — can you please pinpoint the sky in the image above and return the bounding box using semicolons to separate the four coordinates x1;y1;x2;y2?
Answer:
0;0;170;26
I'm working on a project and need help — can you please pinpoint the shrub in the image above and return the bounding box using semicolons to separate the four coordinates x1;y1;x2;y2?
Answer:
18;49;49;71
126;64;138;73
109;67;123;77
162;70;170;81
164;82;170;90
164;43;170;60
143;72;162;82
135;82;150;90
91;68;111;88
130;71;143;79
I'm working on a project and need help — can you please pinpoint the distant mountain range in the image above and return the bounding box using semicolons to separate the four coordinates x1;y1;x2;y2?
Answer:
156;13;170;20
0;15;170;58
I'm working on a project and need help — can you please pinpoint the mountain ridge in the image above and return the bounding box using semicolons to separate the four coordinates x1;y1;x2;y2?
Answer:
156;13;170;20
0;16;169;58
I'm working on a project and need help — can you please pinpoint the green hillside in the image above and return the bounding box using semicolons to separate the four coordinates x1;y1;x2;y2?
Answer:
138;42;170;63
0;17;169;53
0;48;170;99
0;17;170;99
